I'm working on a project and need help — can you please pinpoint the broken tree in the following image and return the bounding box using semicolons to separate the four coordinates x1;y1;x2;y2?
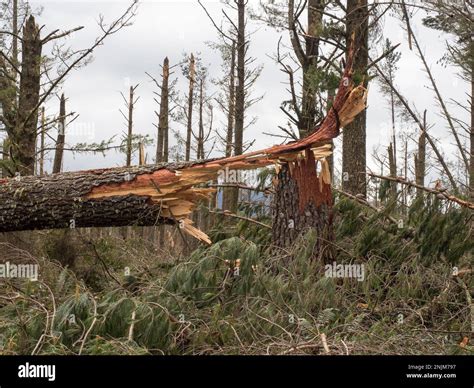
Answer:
0;52;367;245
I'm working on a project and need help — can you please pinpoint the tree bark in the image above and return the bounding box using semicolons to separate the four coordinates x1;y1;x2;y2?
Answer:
342;0;368;197
39;107;46;176
272;150;334;260
11;16;42;176
470;73;473;200
388;142;397;201
299;0;324;138
156;57;169;163
271;47;366;253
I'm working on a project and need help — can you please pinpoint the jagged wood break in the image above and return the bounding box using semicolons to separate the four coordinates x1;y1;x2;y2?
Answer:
0;52;367;244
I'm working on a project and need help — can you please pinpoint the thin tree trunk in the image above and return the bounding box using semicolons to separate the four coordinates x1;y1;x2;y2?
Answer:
326;88;335;180
39;107;45;176
222;41;237;211
126;86;134;167
299;0;324;138
226;0;247;214
415;111;427;198
197;79;205;160
12;0;18;69
470;73;474;200
185;54;195;161
156;57;169;163
52;94;66;174
388;142;397;201
226;42;236;158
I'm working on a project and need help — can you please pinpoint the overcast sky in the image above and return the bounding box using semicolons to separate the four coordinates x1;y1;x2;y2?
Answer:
19;0;469;182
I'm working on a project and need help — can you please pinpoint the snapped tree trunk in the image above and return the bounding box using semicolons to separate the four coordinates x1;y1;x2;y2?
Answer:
156;57;169;163
272;46;365;257
11;16;42;176
0;57;367;246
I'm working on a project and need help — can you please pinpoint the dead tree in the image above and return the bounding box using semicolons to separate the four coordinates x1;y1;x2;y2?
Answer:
120;84;139;167
10;16;42;176
0;3;138;176
193;78;213;160
415;111;427;198
52;94;66;173
155;57;170;163
38;107;46;176
185;54;195;161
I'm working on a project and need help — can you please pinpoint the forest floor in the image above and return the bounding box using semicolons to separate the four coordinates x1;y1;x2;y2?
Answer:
0;195;472;355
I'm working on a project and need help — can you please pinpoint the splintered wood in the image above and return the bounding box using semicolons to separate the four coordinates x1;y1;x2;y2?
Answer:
0;47;367;244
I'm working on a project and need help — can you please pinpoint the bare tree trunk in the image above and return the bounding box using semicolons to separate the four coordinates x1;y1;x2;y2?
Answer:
11;16;42;176
197;79;205;160
342;0;368;197
225;42;236;158
226;0;247;213
52;94;66;173
234;0;245;156
126;86;134;167
222;41;237;211
388;142;397;202
12;0;18;69
156;57;169;163
300;0;324;138
470;74;474;200
403;138;408;211
415;113;426;199
39;107;45;176
185;54;195;161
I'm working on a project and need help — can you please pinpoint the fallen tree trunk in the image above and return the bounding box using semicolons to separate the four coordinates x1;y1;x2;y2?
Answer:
0;49;367;244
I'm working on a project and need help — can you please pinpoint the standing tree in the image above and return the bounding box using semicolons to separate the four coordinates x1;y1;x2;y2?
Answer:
154;57;170;163
199;0;263;212
423;0;473;198
0;2;138;176
120;84;139;167
342;0;369;198
378;38;401;202
185;53;195;162
52;93;66;173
